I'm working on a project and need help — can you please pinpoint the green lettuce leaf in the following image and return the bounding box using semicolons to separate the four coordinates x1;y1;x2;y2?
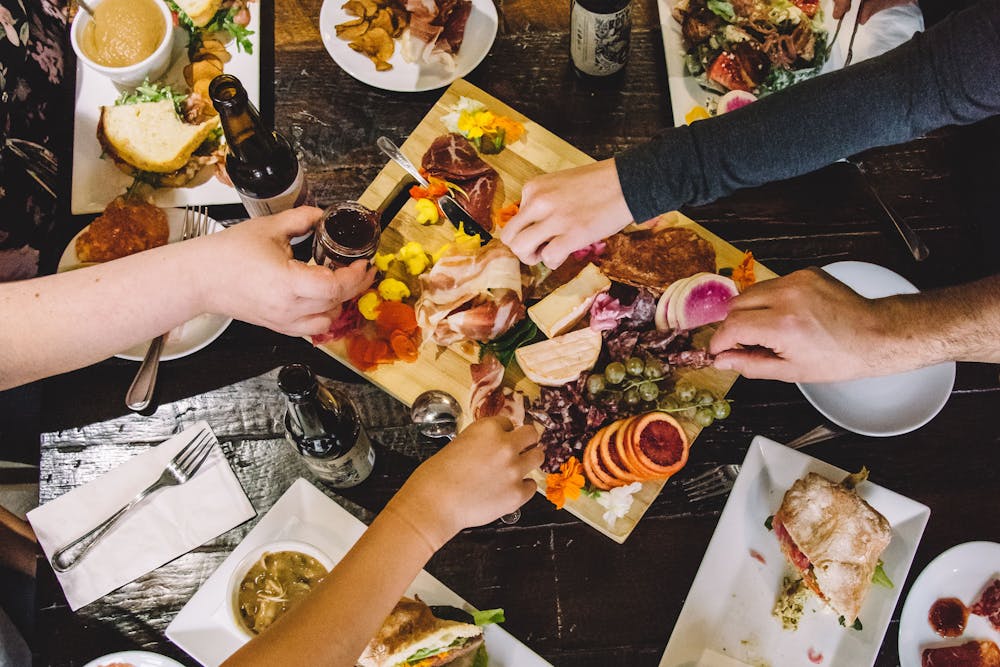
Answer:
472;608;505;626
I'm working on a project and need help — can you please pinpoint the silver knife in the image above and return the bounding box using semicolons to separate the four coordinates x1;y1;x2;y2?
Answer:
376;136;493;242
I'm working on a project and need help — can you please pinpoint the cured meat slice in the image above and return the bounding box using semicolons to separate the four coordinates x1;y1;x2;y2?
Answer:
402;0;472;67
971;579;1000;631
469;353;526;425
422;133;499;229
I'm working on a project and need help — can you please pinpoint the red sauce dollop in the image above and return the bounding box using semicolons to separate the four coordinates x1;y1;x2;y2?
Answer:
807;647;824;664
928;597;969;637
749;549;766;565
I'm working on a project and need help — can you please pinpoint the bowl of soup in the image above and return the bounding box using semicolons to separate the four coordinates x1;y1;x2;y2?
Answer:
228;540;333;638
70;0;175;87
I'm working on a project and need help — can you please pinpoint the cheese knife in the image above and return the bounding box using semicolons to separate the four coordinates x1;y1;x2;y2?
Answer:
376;136;493;243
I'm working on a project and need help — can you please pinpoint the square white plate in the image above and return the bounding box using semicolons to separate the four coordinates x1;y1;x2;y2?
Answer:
658;436;930;667
71;7;261;214
166;478;551;667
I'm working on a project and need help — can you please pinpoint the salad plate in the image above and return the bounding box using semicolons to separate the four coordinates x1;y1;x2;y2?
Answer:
898;541;1000;667
70;5;261;214
166;478;551;667
58;208;232;360
318;0;498;92
658;436;929;667
797;262;955;437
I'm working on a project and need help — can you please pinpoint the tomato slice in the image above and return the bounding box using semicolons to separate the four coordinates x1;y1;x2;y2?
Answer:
708;52;753;92
791;0;819;17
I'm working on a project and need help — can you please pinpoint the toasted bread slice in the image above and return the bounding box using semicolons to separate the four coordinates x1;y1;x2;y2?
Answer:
97;100;220;174
174;0;223;28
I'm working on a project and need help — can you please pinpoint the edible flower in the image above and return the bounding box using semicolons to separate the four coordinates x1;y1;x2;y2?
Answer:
732;250;756;292
311;298;361;344
373;251;395;272
495;202;519;229
453;223;482;252
441;96;525;154
357;291;382;320
409;177;449;200
431;242;452;264
545;458;586;510
596;481;642;526
685;105;711;124
397;241;430;275
457;109;495;140
377;278;411;302
414;198;440;225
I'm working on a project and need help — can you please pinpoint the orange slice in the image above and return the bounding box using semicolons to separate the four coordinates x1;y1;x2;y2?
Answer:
628;412;690;479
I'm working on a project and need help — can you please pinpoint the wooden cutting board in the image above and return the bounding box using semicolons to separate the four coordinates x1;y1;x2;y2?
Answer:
313;78;777;543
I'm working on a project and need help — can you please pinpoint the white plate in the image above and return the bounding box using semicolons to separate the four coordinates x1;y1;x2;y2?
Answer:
655;0;922;127
84;650;185;667
796;262;956;437
898;542;1000;667
318;0;498;92
659;435;930;667
58;208;233;361
166;478;552;667
70;7;261;214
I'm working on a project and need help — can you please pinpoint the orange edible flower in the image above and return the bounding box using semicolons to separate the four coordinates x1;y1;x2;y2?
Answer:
732;250;756;292
545;458;586;510
390;330;419;362
493;116;525;144
375;301;419;336
409;184;430;200
494;201;520;229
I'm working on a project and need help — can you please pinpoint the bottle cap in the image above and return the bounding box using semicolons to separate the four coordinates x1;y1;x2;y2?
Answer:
278;364;317;399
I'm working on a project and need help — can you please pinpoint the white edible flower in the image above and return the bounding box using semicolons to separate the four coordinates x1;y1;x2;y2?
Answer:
596;482;642;527
442;96;487;133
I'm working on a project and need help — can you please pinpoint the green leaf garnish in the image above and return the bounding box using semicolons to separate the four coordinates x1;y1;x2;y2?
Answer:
764;515;774;531
872;560;893;588
472;608;505;626
481;320;539;367
116;81;187;116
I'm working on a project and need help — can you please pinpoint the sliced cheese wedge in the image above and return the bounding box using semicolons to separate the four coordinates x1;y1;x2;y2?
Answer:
515;327;602;386
528;263;611;339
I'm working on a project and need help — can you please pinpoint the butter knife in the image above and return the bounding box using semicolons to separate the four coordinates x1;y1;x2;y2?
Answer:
376;136;493;242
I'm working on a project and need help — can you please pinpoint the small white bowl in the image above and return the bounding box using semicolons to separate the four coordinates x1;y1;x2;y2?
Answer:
227;540;334;639
70;0;176;88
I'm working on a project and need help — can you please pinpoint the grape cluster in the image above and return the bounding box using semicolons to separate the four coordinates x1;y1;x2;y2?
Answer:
585;356;731;428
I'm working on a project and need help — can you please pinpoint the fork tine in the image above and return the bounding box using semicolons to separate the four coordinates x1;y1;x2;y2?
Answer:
172;429;212;469
178;437;216;479
181;206;193;242
198;205;209;237
682;473;726;494
687;484;735;503
680;465;725;488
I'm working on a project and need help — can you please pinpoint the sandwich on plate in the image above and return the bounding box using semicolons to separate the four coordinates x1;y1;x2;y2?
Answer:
168;0;254;52
772;470;892;626
358;597;491;667
97;82;224;188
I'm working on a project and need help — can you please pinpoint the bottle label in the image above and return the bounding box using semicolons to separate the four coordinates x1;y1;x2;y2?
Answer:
570;2;631;76
238;164;309;218
299;427;376;488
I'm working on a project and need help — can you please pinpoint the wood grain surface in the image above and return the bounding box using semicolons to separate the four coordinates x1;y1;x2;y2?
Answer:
21;0;1000;665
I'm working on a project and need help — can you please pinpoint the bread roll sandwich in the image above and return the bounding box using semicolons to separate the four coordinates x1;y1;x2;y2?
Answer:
97;83;223;188
168;0;254;53
773;470;892;625
358;597;487;667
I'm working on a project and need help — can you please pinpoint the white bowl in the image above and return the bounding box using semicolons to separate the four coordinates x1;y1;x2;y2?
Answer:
70;0;176;88
227;540;334;639
796;261;956;436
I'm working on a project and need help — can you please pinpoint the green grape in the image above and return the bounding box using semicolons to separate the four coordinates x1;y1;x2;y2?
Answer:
695;389;716;406
603;390;623;407
643;357;665;380
658;395;680;411
712;400;732;420
638;381;660;402
586;374;606;396
604;362;626;385
675;381;696;403
695;407;715;427
624;387;641;406
625;356;645;377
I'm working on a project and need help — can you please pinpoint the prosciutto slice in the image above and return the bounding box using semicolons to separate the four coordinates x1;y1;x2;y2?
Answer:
469;353;526;426
402;0;472;70
422;134;498;229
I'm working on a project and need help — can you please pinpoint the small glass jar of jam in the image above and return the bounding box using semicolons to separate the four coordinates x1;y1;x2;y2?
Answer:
312;201;381;269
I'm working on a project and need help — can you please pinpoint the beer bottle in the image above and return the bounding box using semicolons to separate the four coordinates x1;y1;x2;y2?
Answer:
570;0;632;80
278;364;375;488
209;74;310;230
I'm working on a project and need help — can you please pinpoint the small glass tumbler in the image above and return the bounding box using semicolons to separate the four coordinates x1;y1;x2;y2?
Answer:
312;201;381;269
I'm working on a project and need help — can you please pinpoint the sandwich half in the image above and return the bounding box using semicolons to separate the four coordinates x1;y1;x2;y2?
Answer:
773;471;892;625
358;597;485;667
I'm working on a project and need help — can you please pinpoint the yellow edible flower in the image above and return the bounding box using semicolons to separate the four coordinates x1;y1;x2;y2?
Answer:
431;242;452;264
457;110;495;140
373;252;395;272
414;198;439;225
397;241;430;275
378;278;411;302
357;291;382;320
685;106;711;124
453;223;482;252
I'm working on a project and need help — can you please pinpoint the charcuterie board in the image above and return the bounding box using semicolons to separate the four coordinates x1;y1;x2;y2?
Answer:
312;78;777;542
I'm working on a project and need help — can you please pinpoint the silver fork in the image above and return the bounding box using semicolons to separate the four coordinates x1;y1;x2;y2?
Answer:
680;425;847;502
51;427;216;572
126;206;210;412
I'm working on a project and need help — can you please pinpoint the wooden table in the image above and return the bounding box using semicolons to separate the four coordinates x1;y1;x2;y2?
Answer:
28;0;1000;665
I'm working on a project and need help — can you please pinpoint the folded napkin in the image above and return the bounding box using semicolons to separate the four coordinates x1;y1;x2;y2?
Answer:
28;422;256;611
836;2;925;66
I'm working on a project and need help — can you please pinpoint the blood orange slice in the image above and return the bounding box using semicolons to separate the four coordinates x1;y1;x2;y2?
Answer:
627;413;690;479
583;426;615;490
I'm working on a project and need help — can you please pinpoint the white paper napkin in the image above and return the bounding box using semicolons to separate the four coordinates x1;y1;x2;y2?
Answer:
28;421;256;611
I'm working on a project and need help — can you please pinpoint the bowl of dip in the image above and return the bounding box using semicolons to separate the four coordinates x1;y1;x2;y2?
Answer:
70;0;175;88
227;540;333;638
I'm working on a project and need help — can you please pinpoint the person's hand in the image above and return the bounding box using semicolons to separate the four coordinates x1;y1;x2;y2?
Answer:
196;207;375;336
387;417;543;550
500;158;634;269
832;0;917;24
709;268;907;383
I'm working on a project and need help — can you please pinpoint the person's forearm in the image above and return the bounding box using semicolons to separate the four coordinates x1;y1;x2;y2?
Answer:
0;241;209;390
223;497;456;667
883;274;1000;367
617;0;1000;221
